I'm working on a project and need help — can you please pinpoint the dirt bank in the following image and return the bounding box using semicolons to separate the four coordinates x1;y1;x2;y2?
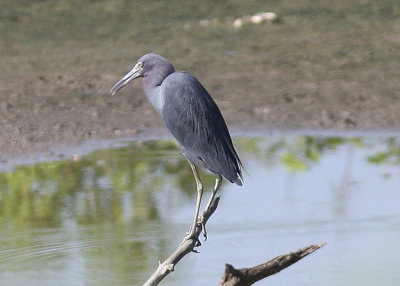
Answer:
1;1;399;166
1;70;399;165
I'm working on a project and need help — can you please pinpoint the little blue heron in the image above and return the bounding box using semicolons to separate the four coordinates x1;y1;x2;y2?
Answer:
110;53;242;239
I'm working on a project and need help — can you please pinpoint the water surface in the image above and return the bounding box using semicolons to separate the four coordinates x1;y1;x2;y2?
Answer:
1;135;400;285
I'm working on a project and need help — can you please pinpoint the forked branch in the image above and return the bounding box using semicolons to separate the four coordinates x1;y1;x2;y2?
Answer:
143;196;325;286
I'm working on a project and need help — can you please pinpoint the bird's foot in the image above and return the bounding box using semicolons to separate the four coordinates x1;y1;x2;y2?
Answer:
199;215;208;240
181;224;202;247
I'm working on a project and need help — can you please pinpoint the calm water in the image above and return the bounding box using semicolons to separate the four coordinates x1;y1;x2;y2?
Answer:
1;135;400;285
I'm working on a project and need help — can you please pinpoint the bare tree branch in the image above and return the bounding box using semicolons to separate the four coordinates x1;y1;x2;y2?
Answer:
143;197;221;286
218;243;326;286
143;194;325;286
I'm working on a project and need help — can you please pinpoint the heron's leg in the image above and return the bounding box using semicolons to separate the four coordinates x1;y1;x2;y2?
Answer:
187;162;203;239
199;174;222;239
204;174;222;214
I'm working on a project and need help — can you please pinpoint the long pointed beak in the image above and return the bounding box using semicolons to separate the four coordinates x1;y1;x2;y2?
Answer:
110;63;143;95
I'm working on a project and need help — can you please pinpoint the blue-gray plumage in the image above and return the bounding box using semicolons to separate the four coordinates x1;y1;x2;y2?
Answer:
110;53;242;239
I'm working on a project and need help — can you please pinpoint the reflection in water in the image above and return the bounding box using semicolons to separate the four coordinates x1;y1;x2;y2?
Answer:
1;135;400;285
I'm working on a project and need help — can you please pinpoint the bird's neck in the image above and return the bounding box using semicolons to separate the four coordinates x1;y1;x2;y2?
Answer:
143;67;173;88
142;74;162;93
142;70;174;116
142;75;165;116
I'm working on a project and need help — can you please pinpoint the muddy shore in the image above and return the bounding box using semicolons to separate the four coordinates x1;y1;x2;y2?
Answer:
1;1;399;168
1;76;399;169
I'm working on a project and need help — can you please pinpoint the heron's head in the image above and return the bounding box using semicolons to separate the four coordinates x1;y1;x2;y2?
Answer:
110;53;175;95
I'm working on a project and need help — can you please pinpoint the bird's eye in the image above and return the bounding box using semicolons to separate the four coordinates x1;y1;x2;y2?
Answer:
138;62;144;68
